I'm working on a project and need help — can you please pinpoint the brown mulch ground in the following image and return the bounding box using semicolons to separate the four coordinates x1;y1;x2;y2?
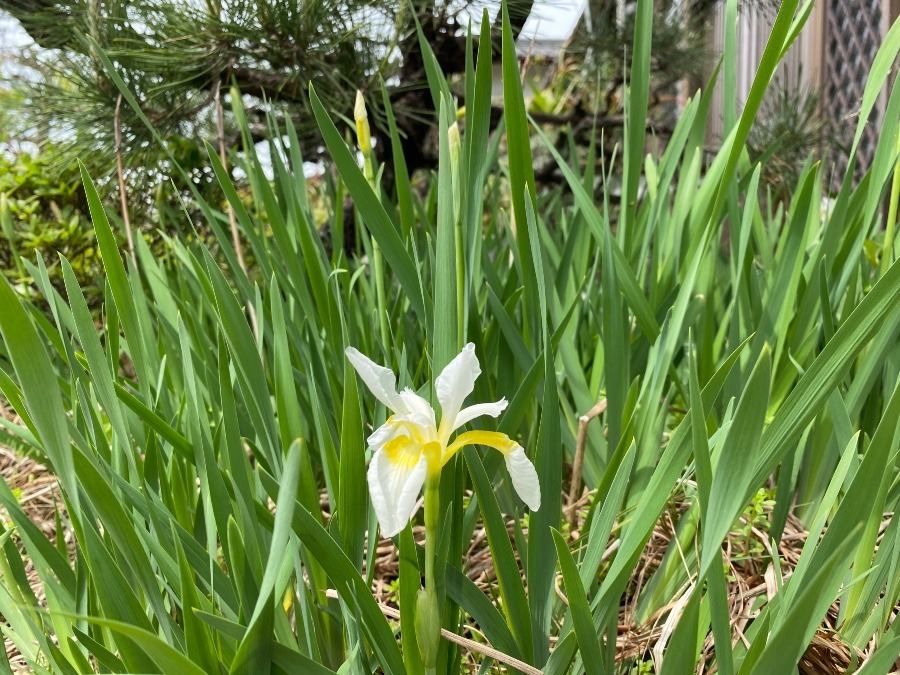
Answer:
0;445;65;672
362;485;894;674
0;447;896;674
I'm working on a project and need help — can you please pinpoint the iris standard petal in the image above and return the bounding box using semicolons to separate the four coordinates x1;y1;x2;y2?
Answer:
435;343;480;437
452;398;508;431
345;347;409;413
504;446;541;511
367;436;427;537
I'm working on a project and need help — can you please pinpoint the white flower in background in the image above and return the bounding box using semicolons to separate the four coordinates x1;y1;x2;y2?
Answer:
346;343;541;537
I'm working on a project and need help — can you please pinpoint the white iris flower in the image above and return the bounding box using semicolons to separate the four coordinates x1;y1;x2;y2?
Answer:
346;343;541;537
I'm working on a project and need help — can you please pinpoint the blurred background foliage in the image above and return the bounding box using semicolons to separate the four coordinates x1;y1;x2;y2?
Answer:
0;0;828;304
0;146;101;306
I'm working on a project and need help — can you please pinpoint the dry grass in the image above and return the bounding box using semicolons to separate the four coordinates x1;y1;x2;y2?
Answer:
362;484;896;673
0;444;66;672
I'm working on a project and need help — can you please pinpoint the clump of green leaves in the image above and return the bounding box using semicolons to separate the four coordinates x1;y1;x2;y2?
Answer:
724;487;777;575
0;2;899;674
0;149;105;306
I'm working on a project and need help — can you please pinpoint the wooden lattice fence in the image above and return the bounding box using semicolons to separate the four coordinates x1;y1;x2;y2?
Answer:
823;0;891;186
708;0;898;190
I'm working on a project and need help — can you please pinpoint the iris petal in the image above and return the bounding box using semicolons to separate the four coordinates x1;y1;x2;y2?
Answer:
452;398;508;431
444;429;517;457
366;419;403;450
367;436;427;537
443;430;540;511
345;347;409;414
435;343;481;439
399;388;437;428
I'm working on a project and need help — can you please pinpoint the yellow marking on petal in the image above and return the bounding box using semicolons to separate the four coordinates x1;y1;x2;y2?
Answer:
382;435;424;471
442;430;518;466
385;417;431;447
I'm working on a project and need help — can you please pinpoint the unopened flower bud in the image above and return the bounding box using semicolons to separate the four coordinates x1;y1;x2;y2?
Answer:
448;122;461;223
415;588;440;668
354;90;372;157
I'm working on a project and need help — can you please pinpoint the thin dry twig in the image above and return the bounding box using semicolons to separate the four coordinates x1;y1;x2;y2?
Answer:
567;399;607;526
114;94;136;268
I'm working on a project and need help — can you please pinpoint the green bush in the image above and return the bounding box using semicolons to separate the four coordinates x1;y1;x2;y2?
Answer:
0;149;107;307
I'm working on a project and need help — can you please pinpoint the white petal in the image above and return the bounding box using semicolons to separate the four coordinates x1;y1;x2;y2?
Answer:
452;398;508;431
367;444;427;537
505;446;541;511
366;420;404;450
345;347;408;413
399;388;437;427
435;343;480;436
372;413;436;449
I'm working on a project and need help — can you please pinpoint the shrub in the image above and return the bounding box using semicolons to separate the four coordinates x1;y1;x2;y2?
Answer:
0;149;106;307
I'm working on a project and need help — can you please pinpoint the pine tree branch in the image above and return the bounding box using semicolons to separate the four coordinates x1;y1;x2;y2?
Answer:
228;67;305;103
0;0;79;50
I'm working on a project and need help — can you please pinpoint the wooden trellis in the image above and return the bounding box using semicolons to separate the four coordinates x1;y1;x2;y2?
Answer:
708;0;898;189
823;0;891;186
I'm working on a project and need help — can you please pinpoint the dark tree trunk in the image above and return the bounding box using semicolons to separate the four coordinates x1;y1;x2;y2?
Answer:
492;0;535;40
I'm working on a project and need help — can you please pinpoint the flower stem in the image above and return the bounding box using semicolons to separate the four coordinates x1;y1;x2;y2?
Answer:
881;127;900;278
373;242;390;346
424;469;439;594
417;452;442;673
